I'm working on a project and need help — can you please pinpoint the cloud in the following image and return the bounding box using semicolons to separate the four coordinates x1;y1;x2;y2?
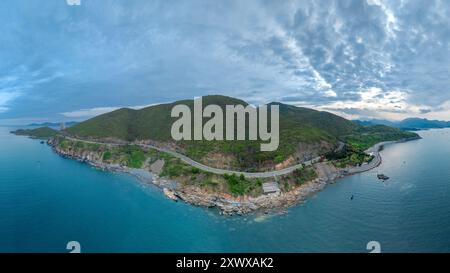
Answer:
0;91;21;113
61;103;163;118
305;87;438;120
61;107;122;118
324;90;338;97
0;0;449;122
421;100;450;120
366;0;399;39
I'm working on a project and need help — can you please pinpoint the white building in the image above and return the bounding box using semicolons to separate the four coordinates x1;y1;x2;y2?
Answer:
262;181;280;195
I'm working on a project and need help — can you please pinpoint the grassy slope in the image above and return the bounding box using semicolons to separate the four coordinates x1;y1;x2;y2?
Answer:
67;96;338;165
346;124;419;150
67;95;249;141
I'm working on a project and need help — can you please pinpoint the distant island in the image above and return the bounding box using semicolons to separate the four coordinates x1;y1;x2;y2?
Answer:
10;122;78;138
354;118;450;131
11;127;58;139
12;95;420;215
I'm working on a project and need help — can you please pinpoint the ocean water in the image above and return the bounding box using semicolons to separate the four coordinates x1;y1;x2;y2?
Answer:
0;126;449;253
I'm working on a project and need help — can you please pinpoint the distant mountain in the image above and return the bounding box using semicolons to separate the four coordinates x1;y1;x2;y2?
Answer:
354;118;450;130
353;119;397;127
399;118;450;129
65;95;418;171
27;121;79;127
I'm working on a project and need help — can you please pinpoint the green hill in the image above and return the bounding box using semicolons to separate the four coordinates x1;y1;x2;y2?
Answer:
66;95;418;171
67;95;350;143
67;95;248;141
273;102;359;137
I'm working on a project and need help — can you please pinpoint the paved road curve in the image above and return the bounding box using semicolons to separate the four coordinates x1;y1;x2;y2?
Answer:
63;136;320;178
344;140;412;174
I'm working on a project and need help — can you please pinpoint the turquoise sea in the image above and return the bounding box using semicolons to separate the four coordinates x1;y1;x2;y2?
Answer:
0;127;449;252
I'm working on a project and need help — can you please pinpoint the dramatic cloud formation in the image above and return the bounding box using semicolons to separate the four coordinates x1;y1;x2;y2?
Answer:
61;102;163;118
0;0;449;123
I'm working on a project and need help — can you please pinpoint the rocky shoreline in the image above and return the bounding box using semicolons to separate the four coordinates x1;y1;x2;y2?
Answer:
47;137;344;216
170;162;345;216
46;136;420;216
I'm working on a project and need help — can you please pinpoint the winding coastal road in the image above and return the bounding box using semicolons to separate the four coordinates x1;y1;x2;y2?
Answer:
344;139;418;174
344;143;383;174
61;136;411;178
150;147;321;178
62;136;321;178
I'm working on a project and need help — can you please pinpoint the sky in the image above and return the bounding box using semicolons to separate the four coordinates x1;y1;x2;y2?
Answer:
0;0;449;125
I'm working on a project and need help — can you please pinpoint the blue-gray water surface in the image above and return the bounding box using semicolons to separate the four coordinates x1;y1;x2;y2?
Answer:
0;127;449;252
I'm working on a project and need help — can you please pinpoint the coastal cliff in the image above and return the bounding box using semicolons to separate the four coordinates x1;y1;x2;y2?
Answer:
46;136;364;215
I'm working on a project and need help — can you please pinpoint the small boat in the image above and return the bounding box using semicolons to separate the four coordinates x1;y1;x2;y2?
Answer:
40;141;45;144
350;195;354;200
377;174;389;180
